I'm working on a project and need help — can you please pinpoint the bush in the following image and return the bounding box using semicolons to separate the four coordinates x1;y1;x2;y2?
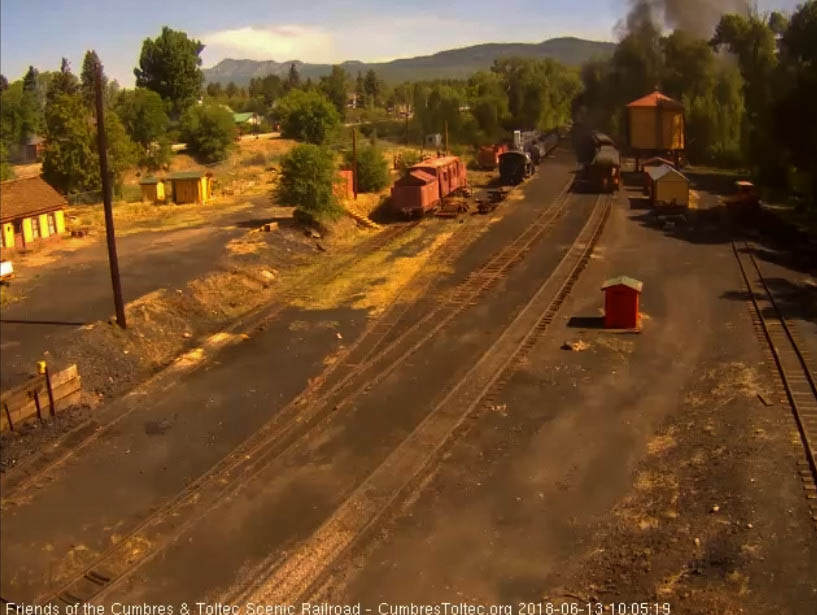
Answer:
180;104;237;163
395;150;422;175
343;145;390;193
276;89;340;144
242;151;267;166
276;144;342;221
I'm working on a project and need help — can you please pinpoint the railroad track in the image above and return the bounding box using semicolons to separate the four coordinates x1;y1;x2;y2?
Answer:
733;240;817;528
231;192;612;605
0;221;421;503
31;178;576;606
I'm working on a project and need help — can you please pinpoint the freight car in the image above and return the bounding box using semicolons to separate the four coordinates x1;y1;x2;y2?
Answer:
586;145;621;192
499;150;534;185
477;144;509;169
391;155;468;217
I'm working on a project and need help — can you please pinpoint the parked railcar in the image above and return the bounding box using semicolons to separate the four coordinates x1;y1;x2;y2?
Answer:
586;144;621;192
499;150;534;185
477;144;509;169
391;155;468;217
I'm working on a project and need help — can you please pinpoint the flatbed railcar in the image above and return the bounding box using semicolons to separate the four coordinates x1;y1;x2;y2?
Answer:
391;155;468;217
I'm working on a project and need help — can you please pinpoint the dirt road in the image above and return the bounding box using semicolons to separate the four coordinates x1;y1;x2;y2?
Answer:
0;197;278;388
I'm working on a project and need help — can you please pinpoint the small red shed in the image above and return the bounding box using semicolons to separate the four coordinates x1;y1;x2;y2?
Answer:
601;276;643;329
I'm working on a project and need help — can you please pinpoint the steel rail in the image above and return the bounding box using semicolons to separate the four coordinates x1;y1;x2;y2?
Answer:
36;177;576;606
732;240;817;488
234;193;611;605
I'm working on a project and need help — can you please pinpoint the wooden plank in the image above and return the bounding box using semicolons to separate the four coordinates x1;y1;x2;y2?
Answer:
0;368;81;431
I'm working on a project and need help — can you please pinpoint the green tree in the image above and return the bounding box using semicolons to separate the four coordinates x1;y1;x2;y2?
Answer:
134;26;204;115
41;88;98;193
319;65;348;116
276;89;340;144
101;112;138;194
276;143;341;220
286;63;301;91
80;50;104;108
248;74;283;107
179;103;236;163
206;82;223;98
363;69;380;107
0;74;8;92
225;81;238;98
0;142;14;180
343;145;389;193
116;88;171;168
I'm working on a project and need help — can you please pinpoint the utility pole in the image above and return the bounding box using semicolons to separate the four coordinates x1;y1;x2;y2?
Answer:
94;58;126;328
351;126;358;200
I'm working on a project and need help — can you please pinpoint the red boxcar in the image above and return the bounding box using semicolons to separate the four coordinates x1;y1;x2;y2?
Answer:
477;144;508;169
391;156;467;217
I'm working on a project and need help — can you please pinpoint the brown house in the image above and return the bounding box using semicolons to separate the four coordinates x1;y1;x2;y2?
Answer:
1;176;68;251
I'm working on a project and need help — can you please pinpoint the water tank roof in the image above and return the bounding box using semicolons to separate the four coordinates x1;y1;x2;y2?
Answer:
627;90;684;110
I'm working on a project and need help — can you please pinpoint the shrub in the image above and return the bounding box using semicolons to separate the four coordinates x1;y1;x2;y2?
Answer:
276;89;340;144
276;144;342;221
180;103;236;163
343;145;390;193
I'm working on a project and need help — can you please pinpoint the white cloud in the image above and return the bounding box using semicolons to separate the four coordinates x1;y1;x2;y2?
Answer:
201;25;335;63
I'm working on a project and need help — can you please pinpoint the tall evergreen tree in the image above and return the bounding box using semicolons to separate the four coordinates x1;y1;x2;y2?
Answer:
134;26;204;115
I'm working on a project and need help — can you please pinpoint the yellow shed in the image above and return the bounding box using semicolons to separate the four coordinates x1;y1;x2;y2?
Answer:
627;90;685;153
138;176;166;203
647;164;689;208
0;176;68;250
167;171;213;205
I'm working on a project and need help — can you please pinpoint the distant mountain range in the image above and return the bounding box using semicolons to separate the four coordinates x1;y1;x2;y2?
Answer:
202;37;615;85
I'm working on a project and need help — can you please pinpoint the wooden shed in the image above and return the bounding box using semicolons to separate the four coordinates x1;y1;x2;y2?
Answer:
627;91;685;162
646;164;689;208
167;170;213;205
138;176;166;203
602;276;643;330
1;176;67;251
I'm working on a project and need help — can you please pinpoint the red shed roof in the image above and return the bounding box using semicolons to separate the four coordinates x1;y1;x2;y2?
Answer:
0;176;67;223
627;90;684;110
602;276;643;293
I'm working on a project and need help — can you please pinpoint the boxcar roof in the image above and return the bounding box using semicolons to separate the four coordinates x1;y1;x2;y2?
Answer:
413;156;461;169
408;170;436;184
602;276;643;292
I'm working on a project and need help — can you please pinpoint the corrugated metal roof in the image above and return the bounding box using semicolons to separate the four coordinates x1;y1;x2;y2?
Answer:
0;176;67;222
233;112;257;124
627;90;684;110
646;164;687;182
602;276;643;292
167;170;208;180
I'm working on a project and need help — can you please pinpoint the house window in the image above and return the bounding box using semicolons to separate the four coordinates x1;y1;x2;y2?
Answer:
48;213;56;234
30;216;40;239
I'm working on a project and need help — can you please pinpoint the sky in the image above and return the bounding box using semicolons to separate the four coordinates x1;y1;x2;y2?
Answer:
0;0;804;86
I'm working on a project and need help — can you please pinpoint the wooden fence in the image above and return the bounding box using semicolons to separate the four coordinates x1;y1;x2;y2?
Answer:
1;365;81;431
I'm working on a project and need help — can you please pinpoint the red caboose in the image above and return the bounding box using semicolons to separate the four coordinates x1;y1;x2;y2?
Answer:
601;276;643;330
391;155;467;217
